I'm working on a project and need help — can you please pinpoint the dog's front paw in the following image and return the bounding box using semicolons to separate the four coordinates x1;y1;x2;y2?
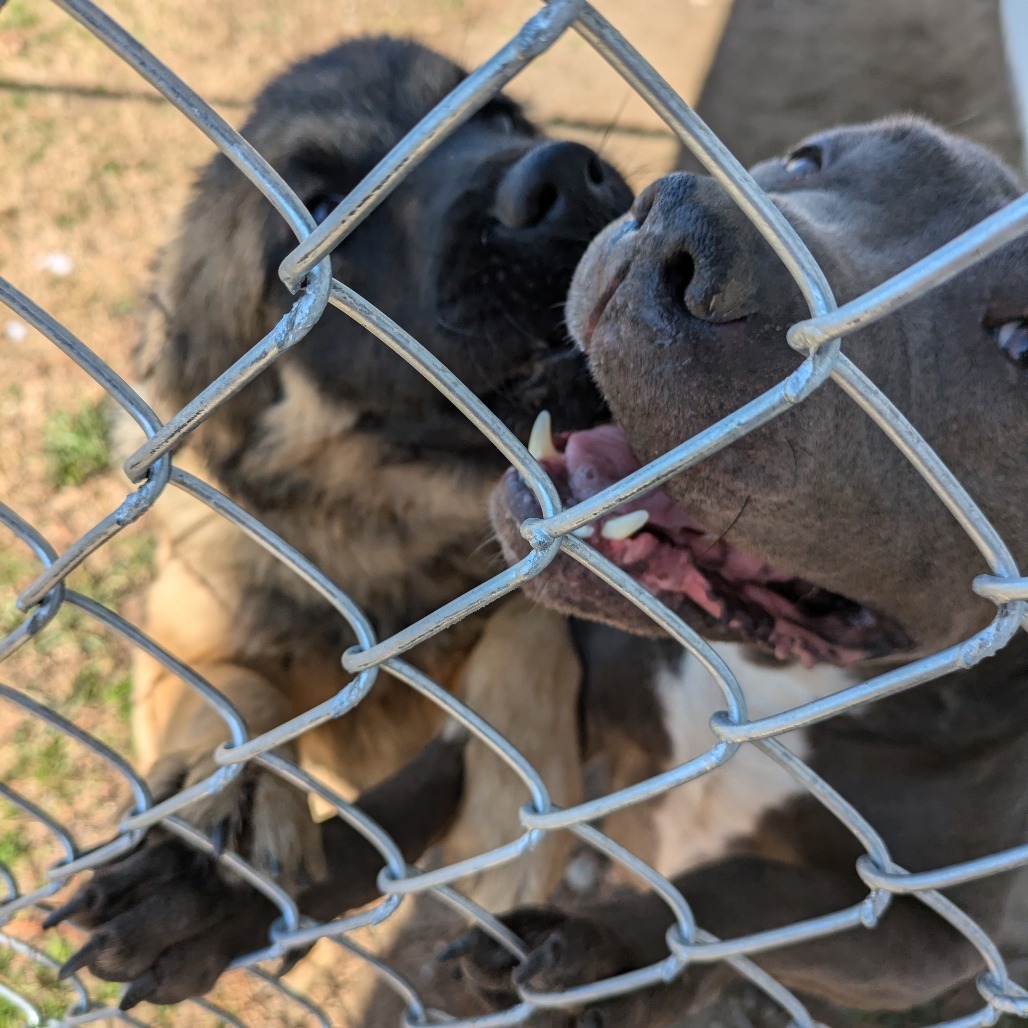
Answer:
442;906;639;1024
44;835;279;1008
147;751;326;894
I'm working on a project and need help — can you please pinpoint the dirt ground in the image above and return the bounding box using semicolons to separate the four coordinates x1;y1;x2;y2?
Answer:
0;1;729;1024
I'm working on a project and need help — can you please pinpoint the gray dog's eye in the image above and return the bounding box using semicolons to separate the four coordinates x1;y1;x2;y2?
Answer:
784;145;823;176
995;319;1028;366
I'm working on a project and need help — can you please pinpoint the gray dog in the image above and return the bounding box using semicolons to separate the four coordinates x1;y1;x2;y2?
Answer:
457;117;1028;1024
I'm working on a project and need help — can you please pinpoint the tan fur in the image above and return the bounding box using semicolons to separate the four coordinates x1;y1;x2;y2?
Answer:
444;595;583;910
128;360;583;904
595;740;665;885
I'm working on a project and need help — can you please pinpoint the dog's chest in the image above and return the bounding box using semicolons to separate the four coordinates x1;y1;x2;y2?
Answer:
649;642;853;877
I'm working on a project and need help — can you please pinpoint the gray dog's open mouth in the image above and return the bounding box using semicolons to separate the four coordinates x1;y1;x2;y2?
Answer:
509;413;910;668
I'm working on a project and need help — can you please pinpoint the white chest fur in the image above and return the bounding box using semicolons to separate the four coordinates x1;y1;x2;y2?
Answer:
650;641;854;877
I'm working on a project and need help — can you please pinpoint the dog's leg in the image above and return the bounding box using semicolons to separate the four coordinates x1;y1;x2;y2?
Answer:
351;597;585;1025
130;501;338;893
46;729;468;1007
135;654;327;892
451;855;997;1025
443;593;583;910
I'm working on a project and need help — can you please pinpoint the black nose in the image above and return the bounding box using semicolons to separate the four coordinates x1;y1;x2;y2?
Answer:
494;141;623;231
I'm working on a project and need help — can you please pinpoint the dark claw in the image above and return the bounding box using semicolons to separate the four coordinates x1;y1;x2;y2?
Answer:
119;970;158;1011
514;932;564;985
42;890;91;929
59;937;101;979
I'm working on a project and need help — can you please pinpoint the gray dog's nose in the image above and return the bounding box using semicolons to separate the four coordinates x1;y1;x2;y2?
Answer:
629;173;763;325
495;141;621;231
630;181;660;225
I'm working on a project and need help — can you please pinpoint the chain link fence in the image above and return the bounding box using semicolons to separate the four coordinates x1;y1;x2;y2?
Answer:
1;0;1027;1025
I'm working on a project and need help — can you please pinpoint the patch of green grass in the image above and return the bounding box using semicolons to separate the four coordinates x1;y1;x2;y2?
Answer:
28;620;67;656
0;550;33;635
1;90;30;113
54;208;88;230
0;826;31;868
5;723;34;779
70;665;132;726
70;534;155;610
26;605;102;658
0;993;35;1028
39;935;73;966
42;401;110;488
88;976;123;1008
109;674;132;726
4;726;74;801
0;969;66;1025
31;735;69;790
0;551;31;591
68;662;104;706
1;0;39;29
23;117;56;165
0;936;71;1025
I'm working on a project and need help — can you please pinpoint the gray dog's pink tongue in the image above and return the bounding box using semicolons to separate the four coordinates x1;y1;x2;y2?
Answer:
565;424;638;497
549;422;884;667
564;425;703;531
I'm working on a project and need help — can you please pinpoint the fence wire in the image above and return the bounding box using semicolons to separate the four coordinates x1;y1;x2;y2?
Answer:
1;0;1027;1026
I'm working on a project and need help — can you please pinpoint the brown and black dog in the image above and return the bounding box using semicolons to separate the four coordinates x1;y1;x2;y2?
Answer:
462;117;1028;1024
46;35;632;1002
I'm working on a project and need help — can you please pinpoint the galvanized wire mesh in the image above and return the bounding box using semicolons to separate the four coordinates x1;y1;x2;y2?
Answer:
1;0;1027;1025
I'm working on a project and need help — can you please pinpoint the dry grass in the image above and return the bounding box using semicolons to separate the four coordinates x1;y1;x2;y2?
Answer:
0;0;730;1022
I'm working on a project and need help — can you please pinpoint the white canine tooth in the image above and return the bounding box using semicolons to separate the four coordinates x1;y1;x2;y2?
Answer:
571;525;595;538
527;410;558;461
601;510;650;540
